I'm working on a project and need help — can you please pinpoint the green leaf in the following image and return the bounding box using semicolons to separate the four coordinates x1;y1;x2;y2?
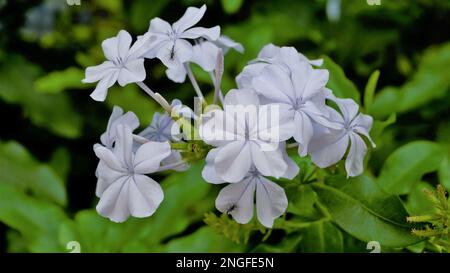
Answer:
364;70;380;113
322;56;360;103
49;148;71;182
164;226;243;253
405;182;436;216
221;0;244;14
58;210;152;253
378;141;444;195
0;184;67;252
370;113;396;141
251;233;302;253
312;175;420;247
438;151;450;192
286;184;319;219
299;221;344;253
371;43;450;119
0;141;67;206
0;56;83;138
34;67;85;94
129;0;169;32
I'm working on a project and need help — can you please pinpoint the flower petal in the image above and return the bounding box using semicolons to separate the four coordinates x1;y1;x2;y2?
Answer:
215;177;256;224
332;97;359;123
345;133;367;177
257;43;280;60
96;176;130;223
252;64;295;104
172;4;207;34
93;144;126;172
250;142;287;178
116;30;133;60
149;17;172;34
89;70;119;102
236;62;267;89
202;148;226;184
214;141;252;182
191;41;219;72
114;124;134;169
180;26;220;40
82;61;116;83
166;65;187;83
293;111;314;156
215;35;244;54
156;39;193;68
199;109;244;146
352;113;376;148
128;174;164;218
133;141;171;174
102;110;140;148
310;131;349;168
102;30;132;61
281;143;299;179
256;177;288;228
95;160;124;197
223;88;260;107
117;58;146;86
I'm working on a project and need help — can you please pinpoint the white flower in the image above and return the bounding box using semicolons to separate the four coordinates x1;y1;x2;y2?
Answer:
170;99;197;120
202;141;299;184
166;35;244;83
100;106;139;148
252;62;338;156
95;106;140;197
308;97;376;177
200;88;294;183
215;168;288;228
143;5;220;69
139;112;181;142
82;30;151;101
94;124;171;222
236;44;322;89
138;100;191;172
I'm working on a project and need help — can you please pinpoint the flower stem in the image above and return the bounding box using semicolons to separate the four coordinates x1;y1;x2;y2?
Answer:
184;63;205;105
158;160;187;172
210;71;224;105
136;82;172;113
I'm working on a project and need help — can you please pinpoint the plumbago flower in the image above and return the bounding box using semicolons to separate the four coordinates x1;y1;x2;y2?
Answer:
83;4;377;227
82;30;152;101
308;96;376;177
202;138;297;227
143;4;220;68
252;61;338;156
236;44;322;89
213;167;291;228
166;35;244;83
99;106;139;148
95;106;139;197
138;100;193;172
94;124;171;222
200;88;295;183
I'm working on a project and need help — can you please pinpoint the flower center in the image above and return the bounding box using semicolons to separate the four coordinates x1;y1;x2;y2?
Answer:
113;57;125;67
344;123;356;133
293;98;305;111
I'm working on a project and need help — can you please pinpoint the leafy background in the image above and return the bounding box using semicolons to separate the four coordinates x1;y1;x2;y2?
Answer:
0;0;449;253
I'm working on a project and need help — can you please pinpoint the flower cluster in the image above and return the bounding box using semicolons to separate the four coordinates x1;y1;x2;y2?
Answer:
83;5;375;228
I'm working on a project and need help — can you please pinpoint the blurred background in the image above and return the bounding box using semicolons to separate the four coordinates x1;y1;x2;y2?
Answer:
0;0;449;253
